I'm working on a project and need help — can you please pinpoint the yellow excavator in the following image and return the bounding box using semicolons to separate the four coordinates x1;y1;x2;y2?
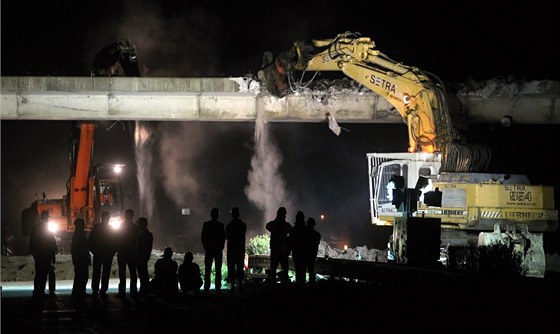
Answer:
259;31;558;277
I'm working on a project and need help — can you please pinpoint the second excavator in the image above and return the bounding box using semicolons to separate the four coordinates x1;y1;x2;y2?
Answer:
258;31;558;277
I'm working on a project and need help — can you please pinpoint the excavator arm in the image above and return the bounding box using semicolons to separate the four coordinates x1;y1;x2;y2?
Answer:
68;122;96;230
259;32;457;154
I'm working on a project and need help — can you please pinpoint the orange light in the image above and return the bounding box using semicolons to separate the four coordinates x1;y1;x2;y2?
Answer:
320;214;325;221
343;245;348;251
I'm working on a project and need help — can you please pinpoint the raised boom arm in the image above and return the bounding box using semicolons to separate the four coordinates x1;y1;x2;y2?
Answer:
261;32;459;154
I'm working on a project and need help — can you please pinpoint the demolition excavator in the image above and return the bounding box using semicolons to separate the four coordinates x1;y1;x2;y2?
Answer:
21;40;141;251
90;39;141;77
21;122;126;252
259;31;558;277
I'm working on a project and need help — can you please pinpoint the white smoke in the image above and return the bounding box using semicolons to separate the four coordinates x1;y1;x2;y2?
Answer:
157;123;203;205
244;109;293;226
134;121;156;226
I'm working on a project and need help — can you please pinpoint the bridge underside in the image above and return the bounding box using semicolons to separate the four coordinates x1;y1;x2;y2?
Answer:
1;77;559;124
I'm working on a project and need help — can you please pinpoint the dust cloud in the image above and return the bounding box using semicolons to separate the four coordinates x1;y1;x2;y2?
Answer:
84;0;221;77
244;109;293;227
131;117;294;251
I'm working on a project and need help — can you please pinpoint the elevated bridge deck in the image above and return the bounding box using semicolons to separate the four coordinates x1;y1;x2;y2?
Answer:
2;77;559;124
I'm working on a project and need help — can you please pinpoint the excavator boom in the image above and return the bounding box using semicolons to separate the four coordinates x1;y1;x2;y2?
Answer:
260;31;557;277
260;32;457;154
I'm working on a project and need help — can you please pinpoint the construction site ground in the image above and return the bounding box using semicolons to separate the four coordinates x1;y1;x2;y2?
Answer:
2;268;559;333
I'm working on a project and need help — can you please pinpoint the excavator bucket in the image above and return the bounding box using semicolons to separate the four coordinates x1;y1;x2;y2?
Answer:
258;51;289;98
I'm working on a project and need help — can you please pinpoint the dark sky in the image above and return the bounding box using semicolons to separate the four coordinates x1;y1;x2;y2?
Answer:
2;0;559;80
1;0;559;254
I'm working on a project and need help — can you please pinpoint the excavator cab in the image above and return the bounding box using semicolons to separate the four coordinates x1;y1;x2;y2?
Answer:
93;164;124;224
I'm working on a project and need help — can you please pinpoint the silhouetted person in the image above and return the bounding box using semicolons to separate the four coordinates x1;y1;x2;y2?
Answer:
71;218;91;299
266;207;292;285
117;208;139;298
305;217;321;284
288;211;307;285
201;208;226;294
178;251;203;296
135;217;153;297
89;211;116;298
30;210;58;299
225;207;247;293
150;247;179;298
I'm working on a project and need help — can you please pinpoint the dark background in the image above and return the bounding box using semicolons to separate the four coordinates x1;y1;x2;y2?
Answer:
1;0;559;254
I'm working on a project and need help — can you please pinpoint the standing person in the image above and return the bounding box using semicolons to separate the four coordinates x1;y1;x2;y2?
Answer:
266;207;292;285
305;217;321;284
117;208;139;298
30;210;59;299
150;247;178;298
89;211;116;298
201;208;226;294
178;251;203;296
71;218;91;299
288;211;307;286
225;207;247;293
135;217;153;297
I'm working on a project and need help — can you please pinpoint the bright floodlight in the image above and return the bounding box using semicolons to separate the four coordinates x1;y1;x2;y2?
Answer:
109;217;122;230
113;164;123;174
47;222;58;233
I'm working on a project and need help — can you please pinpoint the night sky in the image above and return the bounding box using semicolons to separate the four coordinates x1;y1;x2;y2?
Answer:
2;0;559;254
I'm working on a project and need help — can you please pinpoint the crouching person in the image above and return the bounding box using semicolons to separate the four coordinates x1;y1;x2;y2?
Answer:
178;251;203;296
149;247;178;299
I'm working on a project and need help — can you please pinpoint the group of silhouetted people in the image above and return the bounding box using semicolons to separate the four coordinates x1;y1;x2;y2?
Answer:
29;204;322;304
29;208;155;302
201;207;247;294
267;207;321;285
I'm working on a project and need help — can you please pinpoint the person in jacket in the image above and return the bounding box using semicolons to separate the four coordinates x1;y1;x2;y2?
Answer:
89;211;116;298
30;210;58;299
150;247;179;298
266;207;292;285
225;207;247;293
178;251;203;296
71;218;91;299
201;208;226;293
135;217;153;297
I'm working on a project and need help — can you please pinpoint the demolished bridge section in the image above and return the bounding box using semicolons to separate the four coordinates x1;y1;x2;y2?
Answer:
1;76;558;124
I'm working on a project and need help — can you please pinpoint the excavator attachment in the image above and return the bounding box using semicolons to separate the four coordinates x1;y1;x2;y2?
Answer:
91;39;141;77
258;51;289;97
479;224;545;278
